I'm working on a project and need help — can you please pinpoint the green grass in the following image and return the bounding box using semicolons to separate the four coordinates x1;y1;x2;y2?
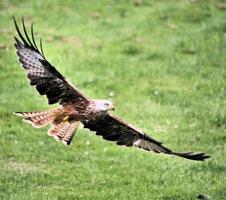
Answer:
0;0;226;199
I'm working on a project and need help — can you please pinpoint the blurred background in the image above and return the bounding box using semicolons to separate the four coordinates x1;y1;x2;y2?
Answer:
0;0;225;199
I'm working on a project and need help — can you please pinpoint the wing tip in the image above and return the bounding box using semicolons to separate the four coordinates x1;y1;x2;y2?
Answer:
174;152;211;161
13;16;45;57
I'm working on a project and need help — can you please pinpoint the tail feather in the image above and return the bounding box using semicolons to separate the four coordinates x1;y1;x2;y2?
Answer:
14;109;79;145
48;121;80;145
14;110;59;128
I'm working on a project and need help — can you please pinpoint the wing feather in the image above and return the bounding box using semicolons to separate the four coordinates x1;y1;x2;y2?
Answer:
13;17;89;109
83;113;210;161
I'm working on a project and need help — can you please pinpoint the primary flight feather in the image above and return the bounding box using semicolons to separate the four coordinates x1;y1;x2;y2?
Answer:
13;17;210;161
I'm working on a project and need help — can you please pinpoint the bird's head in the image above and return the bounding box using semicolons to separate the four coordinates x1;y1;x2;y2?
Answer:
93;99;115;112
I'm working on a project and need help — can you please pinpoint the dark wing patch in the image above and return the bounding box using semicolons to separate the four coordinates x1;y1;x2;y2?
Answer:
83;113;210;161
14;17;89;108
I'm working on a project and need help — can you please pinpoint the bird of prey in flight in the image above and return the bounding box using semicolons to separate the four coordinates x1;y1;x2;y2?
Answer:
13;17;210;161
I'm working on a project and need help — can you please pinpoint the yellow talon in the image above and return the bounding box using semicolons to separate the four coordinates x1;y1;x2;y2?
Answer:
63;116;69;122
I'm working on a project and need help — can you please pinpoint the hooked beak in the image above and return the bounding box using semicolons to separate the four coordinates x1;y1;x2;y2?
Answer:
108;105;115;111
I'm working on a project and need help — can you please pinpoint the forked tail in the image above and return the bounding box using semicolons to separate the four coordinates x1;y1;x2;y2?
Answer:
14;109;80;145
14;109;60;128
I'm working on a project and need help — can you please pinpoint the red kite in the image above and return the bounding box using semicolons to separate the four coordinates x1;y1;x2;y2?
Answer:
14;18;210;161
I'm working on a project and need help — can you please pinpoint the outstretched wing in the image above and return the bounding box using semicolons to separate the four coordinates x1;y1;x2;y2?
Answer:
14;17;89;109
83;113;210;161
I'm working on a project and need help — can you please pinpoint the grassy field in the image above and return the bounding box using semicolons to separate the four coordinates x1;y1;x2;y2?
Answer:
0;0;226;199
